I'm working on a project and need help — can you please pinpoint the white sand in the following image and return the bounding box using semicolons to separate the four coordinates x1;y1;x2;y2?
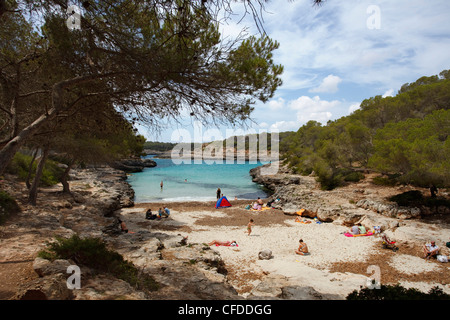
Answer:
122;207;450;297
388;254;440;274
133;209;376;296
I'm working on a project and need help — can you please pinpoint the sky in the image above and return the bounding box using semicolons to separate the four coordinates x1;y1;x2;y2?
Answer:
138;0;450;143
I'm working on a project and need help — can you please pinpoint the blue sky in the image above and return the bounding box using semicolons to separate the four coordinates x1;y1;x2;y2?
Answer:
139;0;450;142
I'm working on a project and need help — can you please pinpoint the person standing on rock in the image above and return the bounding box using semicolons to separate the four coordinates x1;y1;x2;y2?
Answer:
430;184;438;198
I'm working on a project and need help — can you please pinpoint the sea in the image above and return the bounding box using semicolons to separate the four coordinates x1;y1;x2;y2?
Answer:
127;155;269;203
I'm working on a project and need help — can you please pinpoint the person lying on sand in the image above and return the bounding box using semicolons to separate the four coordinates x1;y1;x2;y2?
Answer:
208;240;238;246
295;239;310;255
295;217;311;223
252;202;261;210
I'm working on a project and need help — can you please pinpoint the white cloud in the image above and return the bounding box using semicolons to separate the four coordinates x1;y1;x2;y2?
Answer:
348;103;361;114
270;121;299;132
382;89;395;98
310;74;343;93
289;95;341;112
298;111;333;124
267;97;286;110
288;95;341;125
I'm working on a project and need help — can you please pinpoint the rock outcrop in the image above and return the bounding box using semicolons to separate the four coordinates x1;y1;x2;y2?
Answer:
111;158;157;173
250;162;449;228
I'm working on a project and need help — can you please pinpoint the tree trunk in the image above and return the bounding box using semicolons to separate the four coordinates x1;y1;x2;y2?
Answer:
0;109;56;176
61;159;75;194
28;144;50;206
25;147;38;189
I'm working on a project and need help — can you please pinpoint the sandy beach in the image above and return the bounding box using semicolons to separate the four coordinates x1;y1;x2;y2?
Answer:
123;200;450;298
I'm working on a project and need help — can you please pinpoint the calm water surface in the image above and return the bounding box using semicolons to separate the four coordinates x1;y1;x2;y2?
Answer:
127;156;268;203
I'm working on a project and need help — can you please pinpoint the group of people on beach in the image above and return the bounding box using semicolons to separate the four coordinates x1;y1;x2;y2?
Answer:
252;197;264;210
209;210;311;256
113;206;172;234
145;207;170;220
348;223;369;235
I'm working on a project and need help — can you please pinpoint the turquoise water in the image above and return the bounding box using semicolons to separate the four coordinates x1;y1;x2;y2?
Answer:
127;156;268;203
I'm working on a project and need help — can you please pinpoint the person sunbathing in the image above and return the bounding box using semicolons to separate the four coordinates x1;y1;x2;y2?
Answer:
252;202;261;210
208;240;237;246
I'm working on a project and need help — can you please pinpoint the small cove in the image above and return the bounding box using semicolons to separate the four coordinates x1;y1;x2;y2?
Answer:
127;156;269;203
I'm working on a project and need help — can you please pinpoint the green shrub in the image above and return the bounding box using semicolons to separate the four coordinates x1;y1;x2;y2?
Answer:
6;152;64;186
372;175;398;186
314;164;344;190
344;171;365;182
38;235;159;292
347;283;450;300
0;191;21;224
423;197;450;208
389;190;423;206
389;190;450;209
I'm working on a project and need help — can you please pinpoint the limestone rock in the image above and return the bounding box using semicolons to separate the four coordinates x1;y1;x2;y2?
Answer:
14;273;74;300
280;285;343;300
258;249;273;260
33;258;71;278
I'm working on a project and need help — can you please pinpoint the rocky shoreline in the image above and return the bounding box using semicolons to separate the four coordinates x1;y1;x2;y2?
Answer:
250;162;450;242
251;163;449;220
110;158;157;173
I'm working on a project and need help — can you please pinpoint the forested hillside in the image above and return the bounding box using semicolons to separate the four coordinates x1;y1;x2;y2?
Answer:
280;69;450;190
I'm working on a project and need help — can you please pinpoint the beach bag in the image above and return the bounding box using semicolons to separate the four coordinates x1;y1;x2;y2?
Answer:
437;255;448;263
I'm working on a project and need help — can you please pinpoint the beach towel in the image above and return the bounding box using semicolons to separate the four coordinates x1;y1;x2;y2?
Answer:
344;232;374;237
250;206;272;212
